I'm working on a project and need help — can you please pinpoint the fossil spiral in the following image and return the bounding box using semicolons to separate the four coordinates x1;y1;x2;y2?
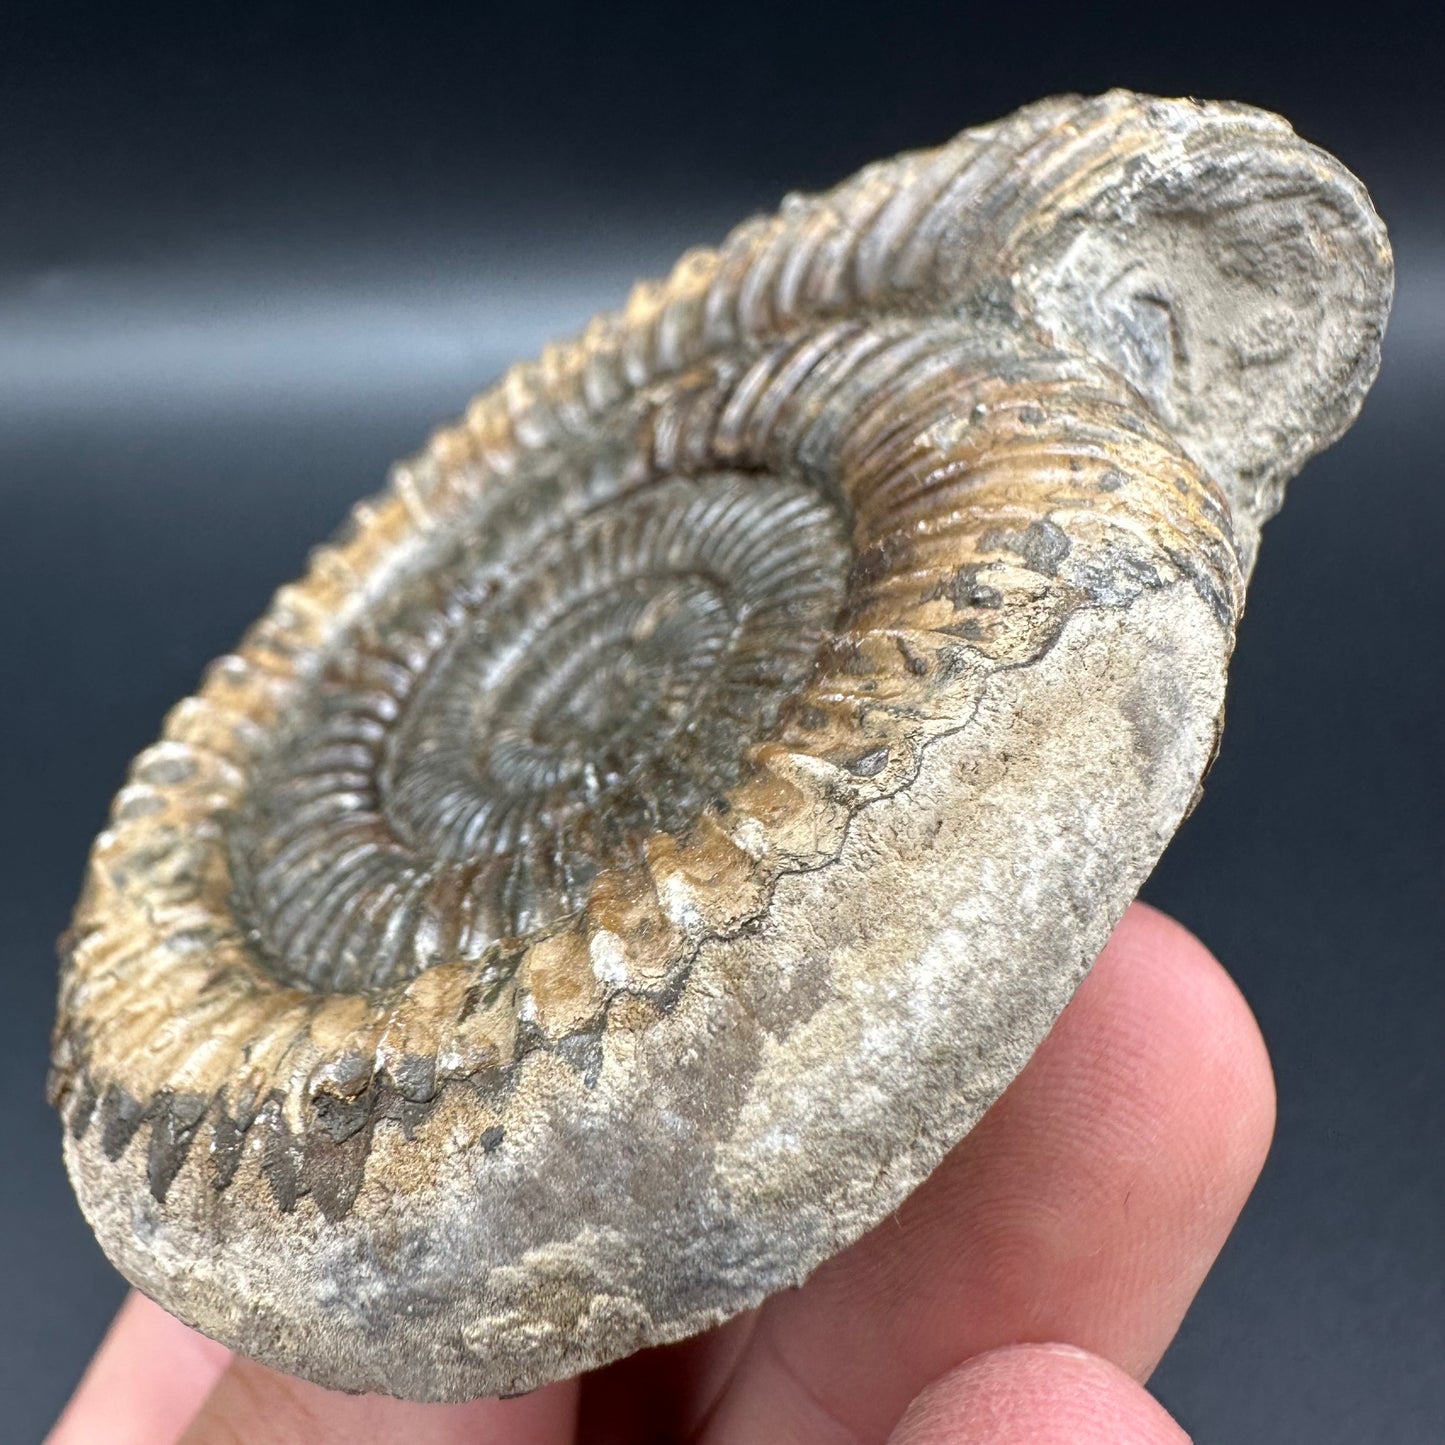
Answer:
51;91;1391;1400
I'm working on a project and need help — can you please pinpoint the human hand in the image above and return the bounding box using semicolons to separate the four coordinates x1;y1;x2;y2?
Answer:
47;901;1274;1445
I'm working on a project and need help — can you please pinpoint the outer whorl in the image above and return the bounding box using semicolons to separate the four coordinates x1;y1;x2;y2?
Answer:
51;91;1391;1400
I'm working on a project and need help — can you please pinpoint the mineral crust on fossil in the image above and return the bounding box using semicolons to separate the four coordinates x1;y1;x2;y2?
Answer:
51;91;1391;1400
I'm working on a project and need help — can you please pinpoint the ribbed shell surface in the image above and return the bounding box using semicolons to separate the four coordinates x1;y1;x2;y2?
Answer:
51;91;1391;1399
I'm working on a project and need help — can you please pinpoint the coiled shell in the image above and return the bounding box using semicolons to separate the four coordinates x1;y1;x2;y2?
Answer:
51;91;1391;1399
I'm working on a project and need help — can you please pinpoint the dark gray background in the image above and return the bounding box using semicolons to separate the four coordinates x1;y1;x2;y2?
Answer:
2;3;1441;1441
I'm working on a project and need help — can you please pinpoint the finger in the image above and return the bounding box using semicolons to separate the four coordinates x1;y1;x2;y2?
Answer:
47;1292;231;1445
695;902;1275;1444
175;1361;577;1445
888;1343;1190;1444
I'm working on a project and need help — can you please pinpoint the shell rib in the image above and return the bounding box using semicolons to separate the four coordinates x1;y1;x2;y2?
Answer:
51;91;1391;1400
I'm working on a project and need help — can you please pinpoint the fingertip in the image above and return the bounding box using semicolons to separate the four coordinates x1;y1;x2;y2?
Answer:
1095;902;1277;1219
1048;902;1276;1375
47;1292;231;1445
124;1293;234;1374
889;1343;1191;1444
175;1358;578;1445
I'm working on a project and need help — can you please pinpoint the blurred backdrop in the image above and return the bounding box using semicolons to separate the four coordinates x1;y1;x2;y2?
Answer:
2;3;1441;1440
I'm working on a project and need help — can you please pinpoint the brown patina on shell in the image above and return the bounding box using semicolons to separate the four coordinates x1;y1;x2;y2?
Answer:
51;91;1391;1400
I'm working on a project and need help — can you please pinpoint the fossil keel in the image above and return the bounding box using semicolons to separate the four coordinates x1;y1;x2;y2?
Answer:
51;91;1391;1400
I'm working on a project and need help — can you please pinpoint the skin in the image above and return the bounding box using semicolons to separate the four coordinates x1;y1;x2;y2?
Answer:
48;901;1275;1444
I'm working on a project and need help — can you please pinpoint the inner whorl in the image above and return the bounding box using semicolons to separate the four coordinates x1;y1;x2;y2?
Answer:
228;470;851;995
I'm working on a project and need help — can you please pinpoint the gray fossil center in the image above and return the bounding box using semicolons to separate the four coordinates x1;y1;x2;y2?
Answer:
229;470;851;995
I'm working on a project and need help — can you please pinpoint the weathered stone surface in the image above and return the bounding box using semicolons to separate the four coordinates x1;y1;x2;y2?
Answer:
51;91;1391;1400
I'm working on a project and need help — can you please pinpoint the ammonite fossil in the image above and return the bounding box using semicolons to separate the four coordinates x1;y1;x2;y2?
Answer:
51;91;1391;1400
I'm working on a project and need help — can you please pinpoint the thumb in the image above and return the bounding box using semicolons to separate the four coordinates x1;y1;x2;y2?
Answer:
890;1344;1191;1445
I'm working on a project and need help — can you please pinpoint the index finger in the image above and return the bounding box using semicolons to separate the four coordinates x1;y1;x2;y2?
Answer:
47;1293;230;1445
176;1361;576;1445
46;1291;577;1445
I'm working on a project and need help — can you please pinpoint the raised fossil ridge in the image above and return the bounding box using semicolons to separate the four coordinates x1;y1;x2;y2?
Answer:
52;91;1390;1399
